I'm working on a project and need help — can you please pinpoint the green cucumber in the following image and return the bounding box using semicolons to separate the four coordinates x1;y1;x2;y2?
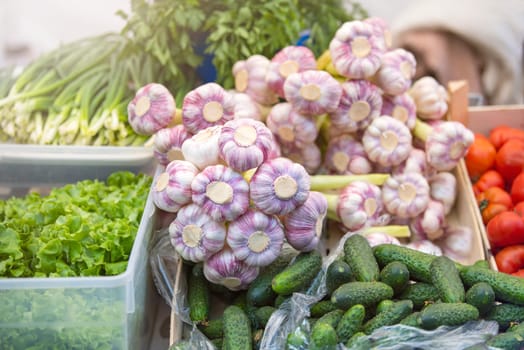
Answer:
398;282;440;309
272;251;322;295
336;304;366;343
486;323;524;349
286;326;308;349
169;340;192;350
418;302;479;330
310;322;338;350
465;282;495;316
314;309;344;329
379;261;410;295
310;300;339;318
188;263;210;324
373;244;437;283
343;234;380;282
362;300;414;334
254;306;276;328
345;332;370;349
222;305;252;350
430;255;465;303
274;294;289;308
331;281;394;309
399;311;421;327
211;338;223;349
325;259;353;294
460;265;524;305
198;318;224;339
484;303;524;331
375;299;395;314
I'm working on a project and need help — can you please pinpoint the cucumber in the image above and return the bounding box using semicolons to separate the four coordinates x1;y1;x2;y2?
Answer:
310;322;338;350
198;318;224;339
460;265;524;305
272;251;322;295
379;261;410;295
336;304;366;343
345;332;370;349
331;281;394;309
373;244;436;283
343;233;380;282
310;300;339;318
399;311;421;327
473;259;490;269
222;305;252;350
398;282;440;309
314;309;344;329
362;300;414;334
418;302;479;330
465;282;495;316
486;323;524;349
286;326;308;350
430;255;465;303
169;340;192;350
274;294;289;308
211;338;223;350
254;306;276;328
375;299;395;314
188;263;210;324
325;259;353;294
484;303;524;331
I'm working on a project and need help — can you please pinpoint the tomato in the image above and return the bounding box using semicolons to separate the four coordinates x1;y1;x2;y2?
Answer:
472;170;505;196
465;133;497;181
495;138;524;186
515;202;524;217
512;269;524;278
510;171;524;204
495;245;524;274
476;187;513;224
486;210;524;248
489;125;524;149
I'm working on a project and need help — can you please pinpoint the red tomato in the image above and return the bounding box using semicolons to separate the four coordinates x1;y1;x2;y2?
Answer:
486;210;524;248
495;138;524;186
512;269;524;278
515;202;524;217
496;245;524;274
476;187;513;225
472;170;505;196
465;133;497;182
510;171;524;204
490;125;524;149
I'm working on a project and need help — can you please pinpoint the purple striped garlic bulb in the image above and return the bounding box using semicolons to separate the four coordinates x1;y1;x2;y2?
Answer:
218;118;275;172
227;209;285;267
266;46;318;98
169;203;226;263
283;191;327;251
203;248;259;291
362;116;413;167
410;199;446;241
283;70;343;116
364;17;392;50
181;125;222;170
324;135;373;175
381;94;416;130
153;125;191;166
329;20;386;79
249;157;310;215
230;91;263;121
337;181;390;231
329;79;383;134
382;172;430;218
266;102;318;148
152;160;199;213
281;142;322;175
232;55;278;106
374;49;416;96
127;83;176;135
429;172;457;215
409;76;448;120
191;164;249;222
392;148;437;179
406;240;442;256
182;83;235;134
365;232;401;247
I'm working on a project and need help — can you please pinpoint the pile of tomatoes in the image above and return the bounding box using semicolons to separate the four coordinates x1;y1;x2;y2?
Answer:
466;125;524;276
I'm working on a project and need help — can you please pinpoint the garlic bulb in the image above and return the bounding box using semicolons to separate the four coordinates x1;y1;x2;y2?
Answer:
283;191;327;251
152;160;199;213
218;118;275;172
230;91;263;121
283;70;343;116
182;83;235;134
266;102;318;148
169;203;226;263
153;125;191;166
181;125;222;170
364;17;392;50
227;209;285;267
249;157;310;215
406;240;442;256
203;248;259;291
266;45;317;98
329;80;383;134
392;149;436;179
435;225;473;263
232;55;278;106
337;181;390;231
409;76;449;120
382;172;430;218
365;232;401;247
410;199;446;241
374;49;416;96
281;142;322;175
329;20;386;79
381;94;416;130
362;116;413;167
127;83;176;135
324;135;373;175
429;172;457;215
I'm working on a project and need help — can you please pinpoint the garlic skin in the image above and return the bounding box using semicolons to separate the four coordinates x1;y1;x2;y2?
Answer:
203;248;259;291
283;70;343;116
409;76;449;120
227;209;285;267
382;172;430;218
229;91;264;121
429;172;457;215
325;135;373;175
364;17;392;50
266;45;318;98
169;203;226;263
425;121;474;171
406;240;443;256
153;125;192;166
329;20;386;79
218;118;275;172
152;160;199;213
375;49;417;96
127;83;176;135
181;125;222;170
435;225;473;263
363;116;413;167
281;142;322;175
410;199;446;241
381;94;416;130
249;157;310;215
233;55;279;106
329;80;383;133
283;191;327;251
392;148;436;179
365;232;401;247
337;181;390;231
266;102;318;148
182;83;235;134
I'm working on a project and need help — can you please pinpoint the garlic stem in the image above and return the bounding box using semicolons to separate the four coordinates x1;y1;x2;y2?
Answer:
412;118;434;142
309;174;389;191
361;225;411;238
